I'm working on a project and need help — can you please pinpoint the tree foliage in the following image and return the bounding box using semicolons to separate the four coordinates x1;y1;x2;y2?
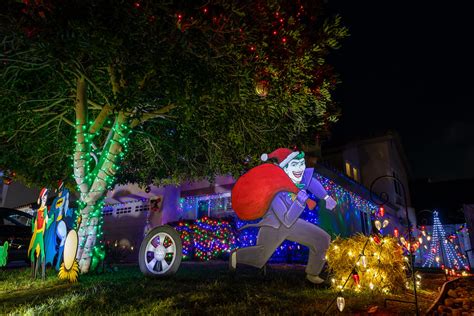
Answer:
0;0;348;188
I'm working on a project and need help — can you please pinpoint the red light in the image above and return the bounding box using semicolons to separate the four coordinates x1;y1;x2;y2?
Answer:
379;206;385;217
352;273;360;285
394;228;399;237
282;37;287;43
273;30;277;35
203;8;208;13
133;2;140;8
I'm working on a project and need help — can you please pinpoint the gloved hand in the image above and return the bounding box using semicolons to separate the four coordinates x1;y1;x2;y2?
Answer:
324;195;337;210
296;190;309;205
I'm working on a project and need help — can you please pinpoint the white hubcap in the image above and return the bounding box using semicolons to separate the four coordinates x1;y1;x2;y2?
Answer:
144;232;176;274
155;245;166;261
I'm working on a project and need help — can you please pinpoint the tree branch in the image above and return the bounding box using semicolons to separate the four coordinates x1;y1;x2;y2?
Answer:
74;76;90;197
130;103;177;128
29;110;68;134
62;116;74;127
107;65;120;97
86;111;129;203
89;104;112;135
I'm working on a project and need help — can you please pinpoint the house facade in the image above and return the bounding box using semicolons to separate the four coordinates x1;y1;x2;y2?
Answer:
320;131;417;230
100;162;401;258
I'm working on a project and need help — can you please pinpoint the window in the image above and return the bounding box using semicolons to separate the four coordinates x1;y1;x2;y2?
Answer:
352;167;359;182
180;192;232;219
345;162;352;178
197;201;209;219
345;161;360;182
9;213;32;226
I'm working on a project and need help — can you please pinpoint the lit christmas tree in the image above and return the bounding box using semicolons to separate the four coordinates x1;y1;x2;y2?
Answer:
422;211;469;270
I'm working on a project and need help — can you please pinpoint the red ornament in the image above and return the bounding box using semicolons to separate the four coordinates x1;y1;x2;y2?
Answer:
393;228;399;238
373;235;381;245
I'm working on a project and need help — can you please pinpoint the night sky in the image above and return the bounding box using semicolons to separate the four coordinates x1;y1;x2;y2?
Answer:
326;0;474;182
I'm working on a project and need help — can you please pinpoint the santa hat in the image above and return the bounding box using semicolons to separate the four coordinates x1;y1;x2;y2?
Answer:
261;148;300;168
57;180;64;192
37;187;49;205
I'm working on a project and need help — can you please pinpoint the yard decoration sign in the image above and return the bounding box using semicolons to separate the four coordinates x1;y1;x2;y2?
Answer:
230;148;337;284
28;188;53;280
58;229;80;283
0;241;8;267
231;163;317;220
44;180;73;271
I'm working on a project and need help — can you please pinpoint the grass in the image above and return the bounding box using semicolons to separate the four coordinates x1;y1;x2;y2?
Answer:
0;261;447;315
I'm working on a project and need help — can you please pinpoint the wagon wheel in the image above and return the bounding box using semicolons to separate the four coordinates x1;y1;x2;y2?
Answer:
139;225;182;276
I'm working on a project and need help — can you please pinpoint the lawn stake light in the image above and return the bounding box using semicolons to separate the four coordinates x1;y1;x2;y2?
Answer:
369;175;419;316
336;295;345;312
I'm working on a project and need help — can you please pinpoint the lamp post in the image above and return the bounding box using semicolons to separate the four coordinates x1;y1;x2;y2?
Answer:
369;175;419;316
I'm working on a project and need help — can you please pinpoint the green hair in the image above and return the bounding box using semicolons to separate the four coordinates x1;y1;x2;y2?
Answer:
295;151;305;160
282;151;305;168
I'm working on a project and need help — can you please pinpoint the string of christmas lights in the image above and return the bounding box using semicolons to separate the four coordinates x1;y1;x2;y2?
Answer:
73;114;133;271
313;173;378;215
325;210;417;313
172;217;238;261
177;171;378;263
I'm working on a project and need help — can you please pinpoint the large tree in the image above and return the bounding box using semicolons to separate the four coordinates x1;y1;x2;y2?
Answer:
0;0;348;273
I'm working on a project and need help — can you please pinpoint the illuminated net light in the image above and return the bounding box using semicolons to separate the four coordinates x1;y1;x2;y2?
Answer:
422;211;469;271
172;217;238;261
326;233;408;293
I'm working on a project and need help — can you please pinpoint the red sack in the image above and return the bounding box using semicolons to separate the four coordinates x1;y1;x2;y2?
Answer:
231;163;316;220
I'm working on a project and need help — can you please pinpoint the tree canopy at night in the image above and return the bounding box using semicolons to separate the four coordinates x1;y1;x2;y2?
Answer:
0;0;348;272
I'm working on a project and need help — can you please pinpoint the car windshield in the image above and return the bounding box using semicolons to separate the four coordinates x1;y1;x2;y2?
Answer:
1;212;32;227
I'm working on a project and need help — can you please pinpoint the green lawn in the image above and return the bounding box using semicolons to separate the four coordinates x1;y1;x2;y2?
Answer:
0;262;444;315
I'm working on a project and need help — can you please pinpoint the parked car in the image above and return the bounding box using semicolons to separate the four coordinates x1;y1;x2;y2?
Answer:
0;207;33;264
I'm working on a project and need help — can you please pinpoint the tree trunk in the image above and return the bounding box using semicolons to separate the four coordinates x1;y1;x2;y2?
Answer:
76;202;98;272
74;107;130;273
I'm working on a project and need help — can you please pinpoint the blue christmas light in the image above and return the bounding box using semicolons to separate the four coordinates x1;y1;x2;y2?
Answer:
422;211;469;270
176;171;378;263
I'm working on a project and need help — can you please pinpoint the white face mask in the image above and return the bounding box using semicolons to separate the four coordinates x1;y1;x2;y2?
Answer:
41;195;48;206
284;158;306;184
